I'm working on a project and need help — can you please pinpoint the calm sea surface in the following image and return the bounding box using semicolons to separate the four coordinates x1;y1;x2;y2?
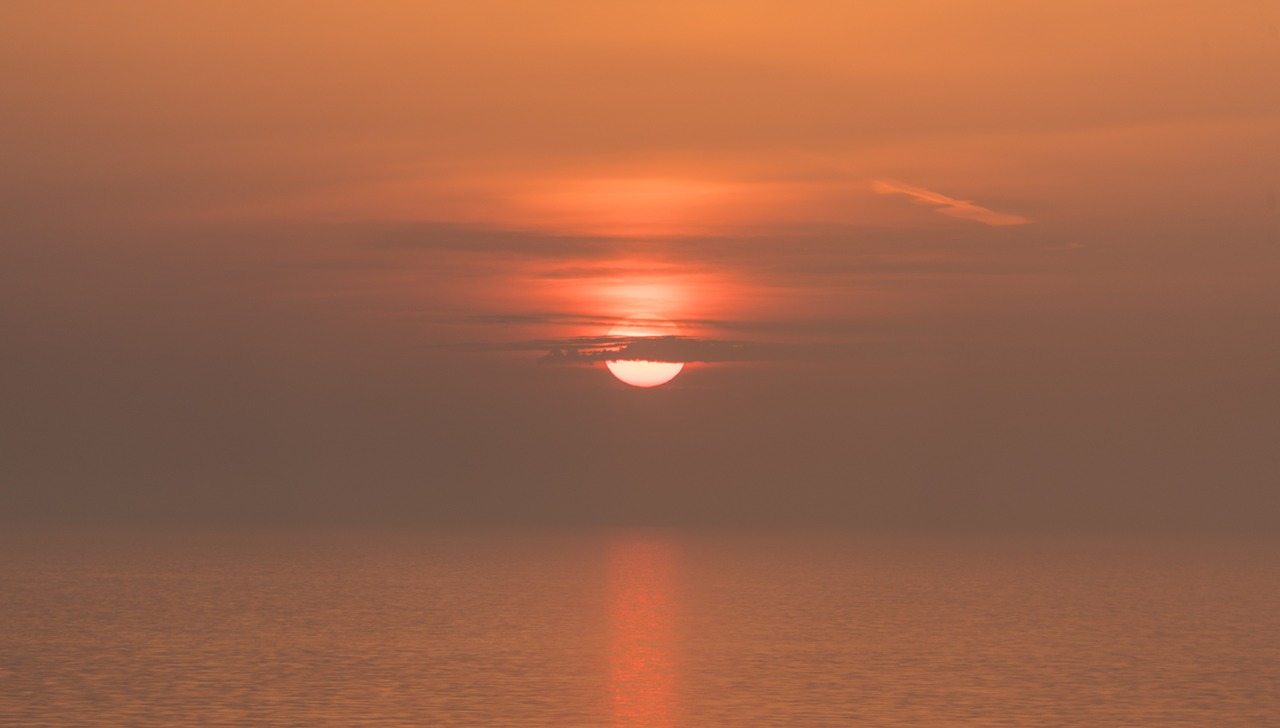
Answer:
2;530;1277;727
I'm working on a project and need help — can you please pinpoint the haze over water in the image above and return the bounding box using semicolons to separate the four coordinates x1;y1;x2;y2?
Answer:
3;530;1277;727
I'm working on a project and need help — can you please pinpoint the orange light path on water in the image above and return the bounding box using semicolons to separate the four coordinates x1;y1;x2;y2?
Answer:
609;536;679;727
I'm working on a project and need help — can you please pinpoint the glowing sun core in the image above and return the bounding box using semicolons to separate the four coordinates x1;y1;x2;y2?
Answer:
605;315;684;388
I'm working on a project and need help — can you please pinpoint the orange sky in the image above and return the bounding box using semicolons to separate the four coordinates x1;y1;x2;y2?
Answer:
7;2;1276;223
6;2;1276;329
1;1;1278;529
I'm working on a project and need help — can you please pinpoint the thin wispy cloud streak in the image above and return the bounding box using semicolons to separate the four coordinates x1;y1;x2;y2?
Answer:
873;179;1030;226
453;312;990;341
493;335;863;363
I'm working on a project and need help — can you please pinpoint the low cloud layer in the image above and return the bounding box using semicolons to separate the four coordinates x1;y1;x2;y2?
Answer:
508;335;813;364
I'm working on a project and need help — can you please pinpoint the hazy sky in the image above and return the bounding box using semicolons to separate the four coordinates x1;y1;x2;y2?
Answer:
2;1;1277;531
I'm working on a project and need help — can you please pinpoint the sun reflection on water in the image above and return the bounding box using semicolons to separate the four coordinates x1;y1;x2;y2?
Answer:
608;535;679;728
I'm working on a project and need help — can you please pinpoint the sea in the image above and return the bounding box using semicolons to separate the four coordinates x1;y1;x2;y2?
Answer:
2;529;1277;727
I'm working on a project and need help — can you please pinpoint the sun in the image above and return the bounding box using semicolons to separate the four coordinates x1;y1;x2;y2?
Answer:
605;315;684;388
